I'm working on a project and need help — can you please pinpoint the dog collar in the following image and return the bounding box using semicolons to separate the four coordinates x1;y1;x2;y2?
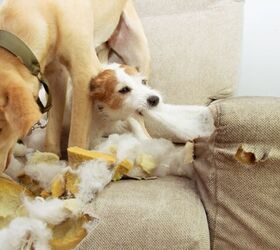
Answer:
0;30;52;114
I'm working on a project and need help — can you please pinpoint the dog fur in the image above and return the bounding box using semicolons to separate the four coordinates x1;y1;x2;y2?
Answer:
0;51;41;170
0;0;150;172
23;64;160;152
89;63;161;147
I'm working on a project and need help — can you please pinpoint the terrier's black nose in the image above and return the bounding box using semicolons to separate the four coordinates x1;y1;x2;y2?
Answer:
147;95;160;107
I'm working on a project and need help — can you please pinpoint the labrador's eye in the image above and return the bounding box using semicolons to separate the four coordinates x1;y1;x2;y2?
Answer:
119;86;131;94
142;79;148;85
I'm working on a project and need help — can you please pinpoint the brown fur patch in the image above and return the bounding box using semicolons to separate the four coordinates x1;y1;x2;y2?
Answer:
90;69;123;110
120;64;138;76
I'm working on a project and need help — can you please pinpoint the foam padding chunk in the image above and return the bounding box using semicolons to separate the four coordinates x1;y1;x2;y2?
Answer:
112;159;133;181
67;147;116;167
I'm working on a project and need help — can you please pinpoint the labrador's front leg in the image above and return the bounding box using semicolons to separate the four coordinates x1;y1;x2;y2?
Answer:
44;61;68;156
68;53;101;150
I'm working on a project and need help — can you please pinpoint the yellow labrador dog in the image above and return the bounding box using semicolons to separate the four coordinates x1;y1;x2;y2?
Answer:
0;0;150;172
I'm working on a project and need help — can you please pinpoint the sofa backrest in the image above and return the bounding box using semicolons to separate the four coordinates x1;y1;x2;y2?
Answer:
134;0;244;105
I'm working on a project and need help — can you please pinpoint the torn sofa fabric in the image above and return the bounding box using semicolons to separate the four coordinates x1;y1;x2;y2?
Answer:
194;97;280;249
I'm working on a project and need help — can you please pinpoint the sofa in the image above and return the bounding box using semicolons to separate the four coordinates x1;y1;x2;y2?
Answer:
77;0;280;249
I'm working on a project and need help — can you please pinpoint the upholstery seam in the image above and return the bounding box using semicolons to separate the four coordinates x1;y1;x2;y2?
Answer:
212;102;222;250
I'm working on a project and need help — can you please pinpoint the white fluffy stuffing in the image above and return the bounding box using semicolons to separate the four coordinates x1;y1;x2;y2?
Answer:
96;133;141;162
0;217;52;250
13;143;32;157
77;160;113;203
24;162;67;189
155;144;194;177
23;197;70;225
96;133;193;178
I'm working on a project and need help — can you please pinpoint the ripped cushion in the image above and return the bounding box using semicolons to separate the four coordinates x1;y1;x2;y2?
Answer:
194;97;280;249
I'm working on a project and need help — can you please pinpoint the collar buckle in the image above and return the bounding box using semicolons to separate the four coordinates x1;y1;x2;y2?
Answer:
28;118;48;136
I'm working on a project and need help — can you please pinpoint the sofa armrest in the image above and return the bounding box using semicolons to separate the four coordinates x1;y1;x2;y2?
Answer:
194;97;280;249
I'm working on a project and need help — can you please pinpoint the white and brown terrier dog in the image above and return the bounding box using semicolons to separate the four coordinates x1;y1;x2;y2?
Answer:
89;63;161;147
23;63;161;152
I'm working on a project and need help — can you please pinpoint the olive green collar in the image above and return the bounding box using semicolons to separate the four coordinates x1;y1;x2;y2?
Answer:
0;30;52;113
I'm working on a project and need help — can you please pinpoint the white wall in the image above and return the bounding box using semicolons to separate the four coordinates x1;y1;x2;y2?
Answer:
0;0;279;96
238;0;280;96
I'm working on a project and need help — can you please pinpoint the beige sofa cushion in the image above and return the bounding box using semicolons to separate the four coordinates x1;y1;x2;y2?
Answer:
76;177;210;250
194;97;280;249
134;0;244;105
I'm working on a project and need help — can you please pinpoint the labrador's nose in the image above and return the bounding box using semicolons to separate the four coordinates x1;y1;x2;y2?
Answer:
147;95;160;107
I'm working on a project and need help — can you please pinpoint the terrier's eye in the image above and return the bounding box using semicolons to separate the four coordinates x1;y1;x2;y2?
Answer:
118;86;131;94
142;79;148;85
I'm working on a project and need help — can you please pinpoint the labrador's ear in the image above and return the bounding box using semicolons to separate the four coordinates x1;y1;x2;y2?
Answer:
108;0;151;79
2;85;41;137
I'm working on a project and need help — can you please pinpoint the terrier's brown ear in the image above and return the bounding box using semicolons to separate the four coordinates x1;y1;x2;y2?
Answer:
89;77;105;99
89;69;117;101
3;85;41;137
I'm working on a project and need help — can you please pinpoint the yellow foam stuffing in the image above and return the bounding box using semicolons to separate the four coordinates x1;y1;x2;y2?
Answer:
65;171;79;195
0;176;94;249
51;174;66;198
50;214;93;250
108;145;117;156
63;199;82;215
18;175;43;196
68;147;116;167
136;154;156;175
112;159;133;181
0;176;32;229
27;151;60;165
